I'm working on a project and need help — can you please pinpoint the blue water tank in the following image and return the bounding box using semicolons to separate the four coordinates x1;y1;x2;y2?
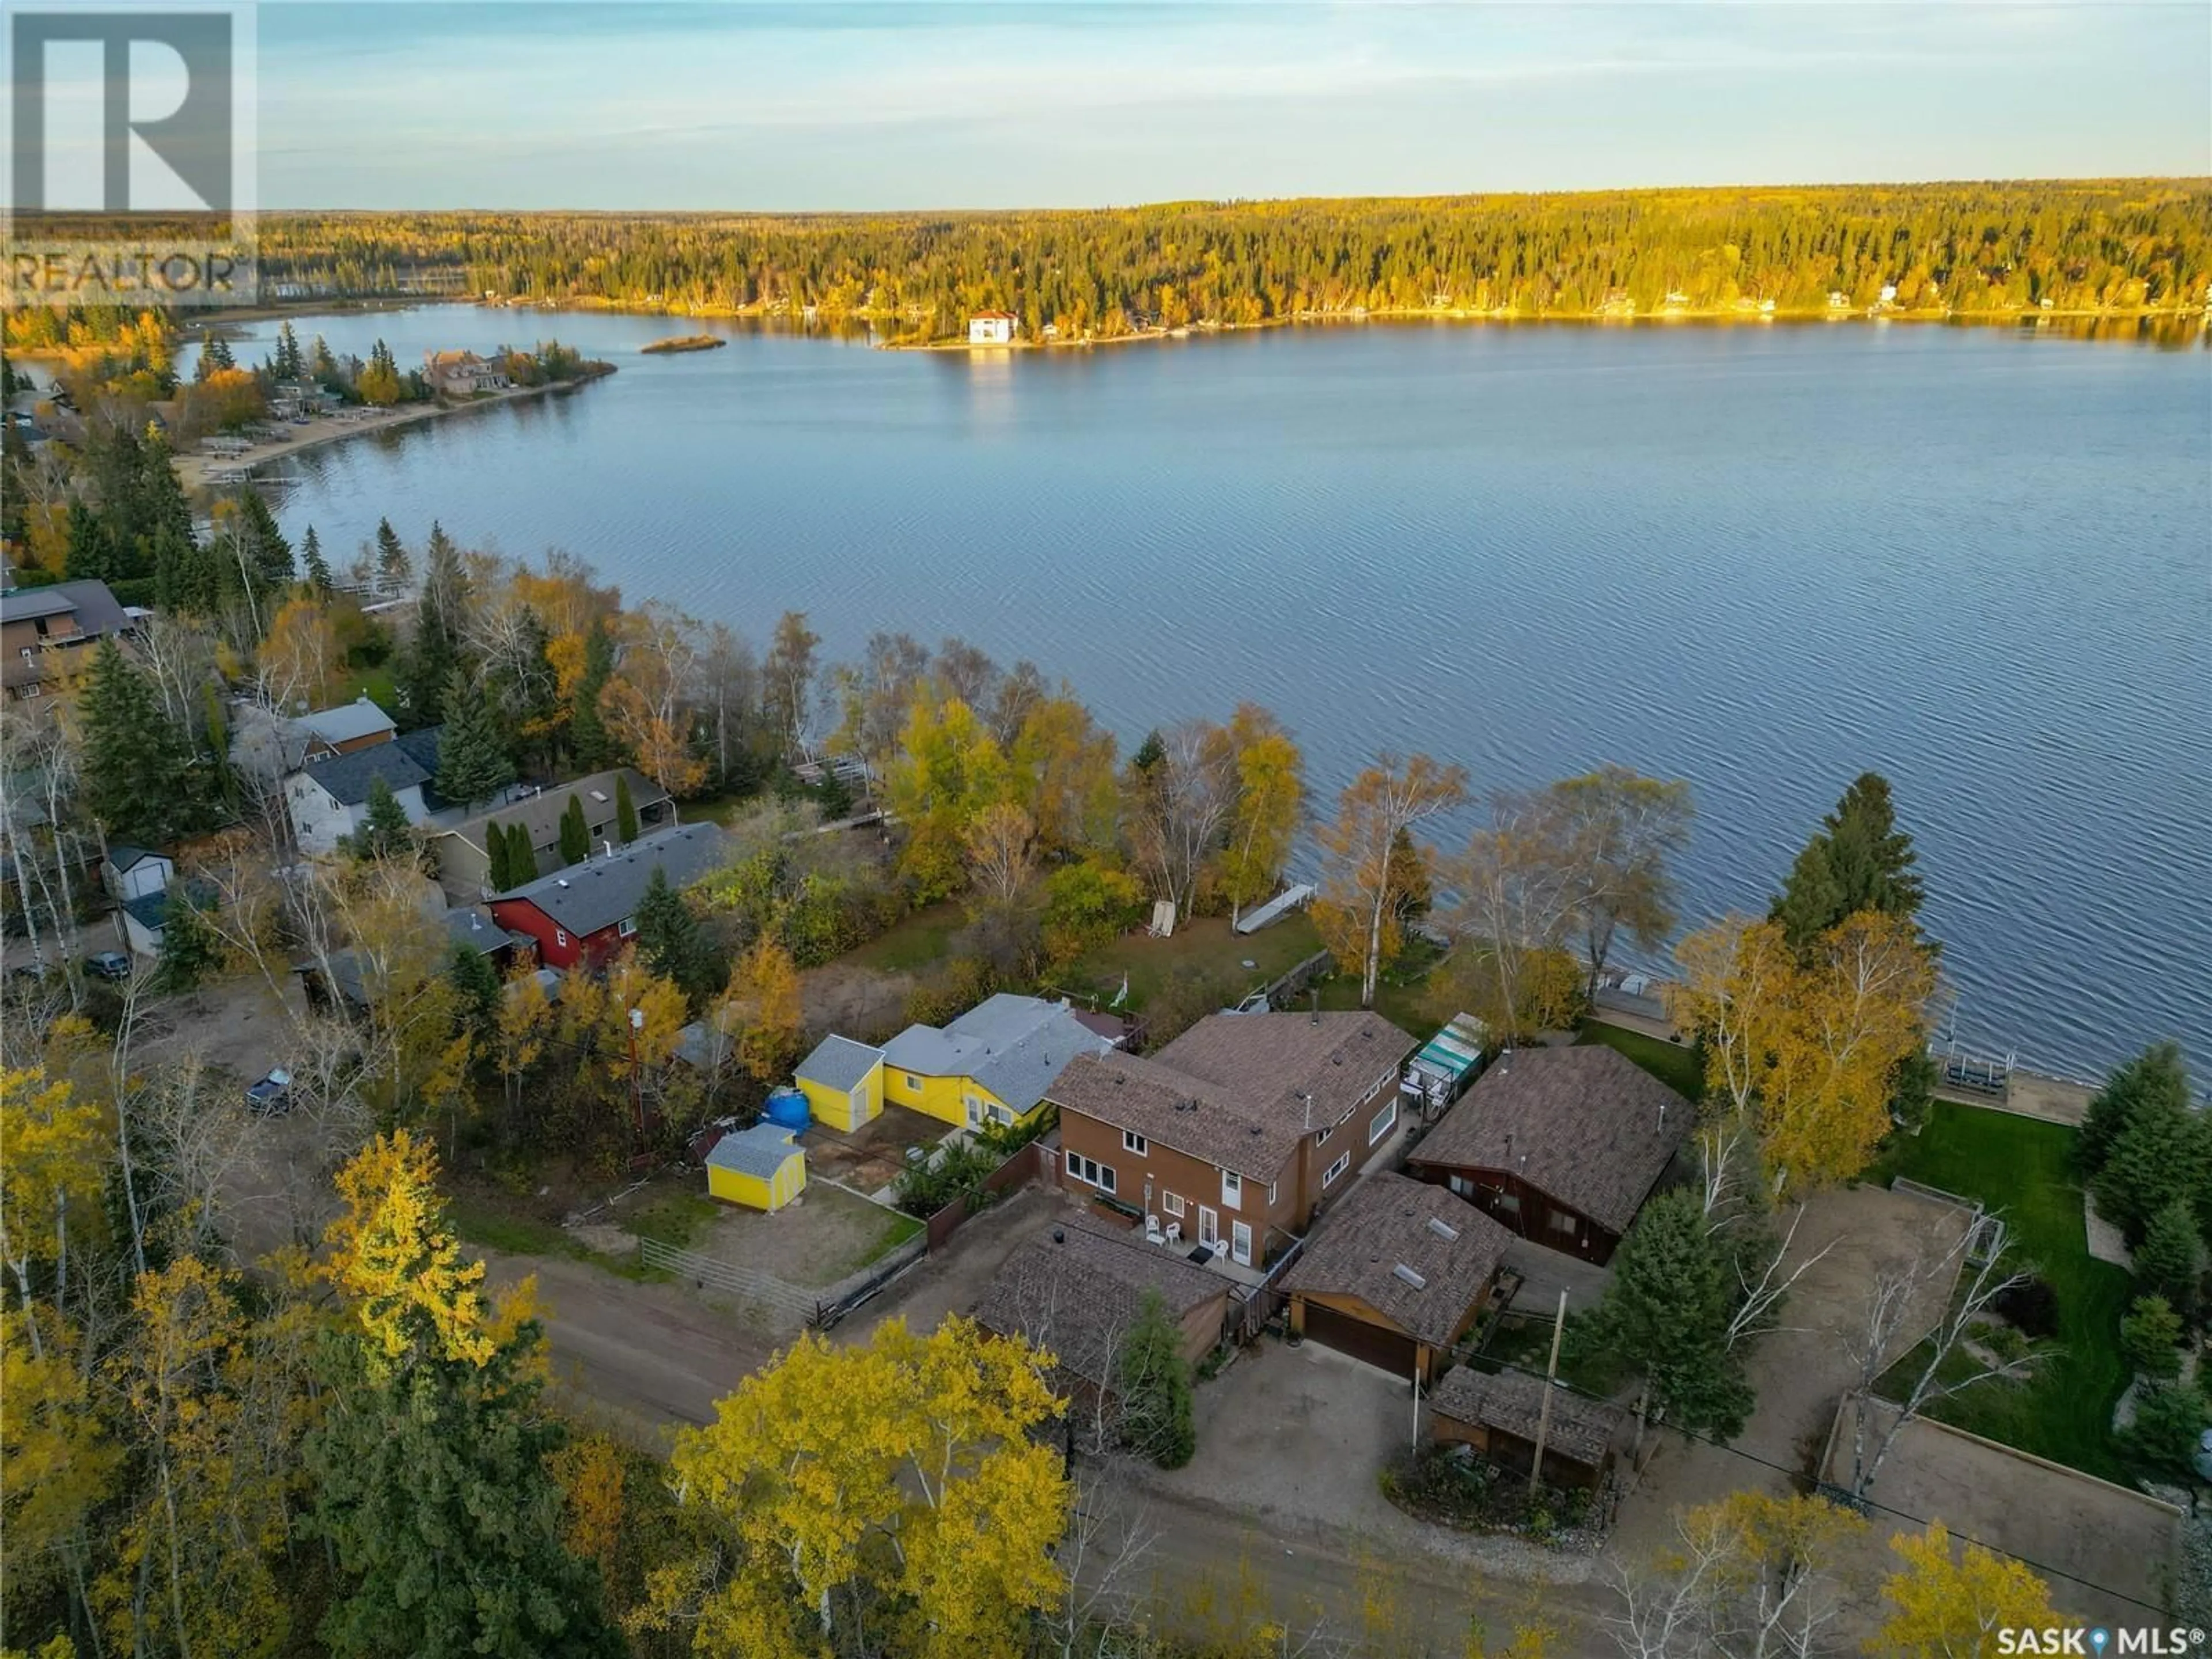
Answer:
763;1088;810;1132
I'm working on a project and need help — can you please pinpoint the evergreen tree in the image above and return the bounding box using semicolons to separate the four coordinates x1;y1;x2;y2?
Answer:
815;767;854;821
397;522;467;726
567;618;618;768
309;1136;624;1659
78;641;196;845
1771;772;1926;949
65;499;117;581
2120;1296;2186;1380
236;487;293;595
351;774;415;862
199;333;235;375
558;795;590;865
483;817;513;893
506;822;540;885
632;866;724;1010
1578;1189;1753;1441
2095;1080;2212;1246
2079;1041;2192;1177
434;667;515;811
301;524;332;594
614;772;639;843
1118;1289;1196;1468
153;893;223;993
2122;1380;2212;1478
274;320;303;380
1131;729;1166;777
446;941;502;1039
374;517;411;594
2135;1200;2209;1324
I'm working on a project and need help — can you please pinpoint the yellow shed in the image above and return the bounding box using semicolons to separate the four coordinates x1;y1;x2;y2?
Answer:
794;1034;885;1132
706;1124;806;1212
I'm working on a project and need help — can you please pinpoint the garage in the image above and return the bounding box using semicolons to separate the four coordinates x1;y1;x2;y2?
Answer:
1280;1172;1518;1385
1296;1298;1418;1378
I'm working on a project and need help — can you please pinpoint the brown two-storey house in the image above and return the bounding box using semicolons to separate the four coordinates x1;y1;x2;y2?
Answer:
1046;1010;1413;1269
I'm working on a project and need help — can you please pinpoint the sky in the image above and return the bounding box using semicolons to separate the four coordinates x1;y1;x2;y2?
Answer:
25;1;2212;211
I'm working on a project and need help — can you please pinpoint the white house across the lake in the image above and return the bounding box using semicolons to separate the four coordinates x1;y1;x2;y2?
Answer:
967;311;1016;346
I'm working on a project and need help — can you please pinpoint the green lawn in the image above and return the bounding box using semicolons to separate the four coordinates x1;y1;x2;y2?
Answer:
840;901;967;973
1865;1103;2134;1482
446;1193;668;1283
622;1187;720;1252
1057;911;1325;1013
1575;1020;1705;1101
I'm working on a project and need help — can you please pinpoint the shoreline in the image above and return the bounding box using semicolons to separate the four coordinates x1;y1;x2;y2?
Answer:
172;371;608;493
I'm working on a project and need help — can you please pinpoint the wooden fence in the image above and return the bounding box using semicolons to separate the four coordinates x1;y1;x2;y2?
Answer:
923;1139;1052;1253
1226;1234;1308;1346
635;1238;820;1324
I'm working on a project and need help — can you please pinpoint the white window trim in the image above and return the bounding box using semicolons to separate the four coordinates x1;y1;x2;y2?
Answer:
618;915;638;938
1221;1169;1242;1211
1231;1220;1253;1266
1266;1180;1278;1205
554;929;568;948
1323;1152;1350;1188
1122;1129;1149;1156
1066;1151;1116;1194
1368;1098;1398;1146
1161;1191;1185;1218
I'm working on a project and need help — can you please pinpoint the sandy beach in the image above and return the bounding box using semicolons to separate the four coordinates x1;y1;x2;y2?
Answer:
173;373;605;493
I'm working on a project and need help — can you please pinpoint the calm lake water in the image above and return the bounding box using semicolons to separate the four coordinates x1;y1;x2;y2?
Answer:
197;308;2212;1082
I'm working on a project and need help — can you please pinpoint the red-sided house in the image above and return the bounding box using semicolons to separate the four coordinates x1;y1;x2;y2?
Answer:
487;822;726;969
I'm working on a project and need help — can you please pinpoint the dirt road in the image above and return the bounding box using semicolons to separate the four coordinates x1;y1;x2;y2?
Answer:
480;1249;779;1434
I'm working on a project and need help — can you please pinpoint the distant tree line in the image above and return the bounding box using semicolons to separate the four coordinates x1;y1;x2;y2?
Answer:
250;180;2212;340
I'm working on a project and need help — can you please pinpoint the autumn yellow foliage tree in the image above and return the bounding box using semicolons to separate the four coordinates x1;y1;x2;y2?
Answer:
0;1066;109;1332
1668;910;1936;1192
887;695;1012;901
1315;753;1468;1007
256;595;343;707
324;1128;497;1371
726;937;804;1085
653;1316;1069;1658
1219;706;1306;926
1874;1522;2057;1657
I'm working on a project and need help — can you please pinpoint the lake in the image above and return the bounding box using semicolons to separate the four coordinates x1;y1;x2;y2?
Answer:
194;308;2212;1082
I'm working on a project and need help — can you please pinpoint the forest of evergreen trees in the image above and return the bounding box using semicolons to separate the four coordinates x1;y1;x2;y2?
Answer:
255;179;2212;340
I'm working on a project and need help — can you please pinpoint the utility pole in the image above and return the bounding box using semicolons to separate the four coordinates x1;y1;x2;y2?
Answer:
1528;1289;1569;1495
627;1006;646;1147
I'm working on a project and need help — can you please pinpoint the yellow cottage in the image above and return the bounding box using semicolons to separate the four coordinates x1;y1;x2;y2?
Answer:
706;1123;806;1211
793;994;1113;1134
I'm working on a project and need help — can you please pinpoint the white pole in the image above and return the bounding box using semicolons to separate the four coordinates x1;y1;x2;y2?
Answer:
1528;1289;1569;1494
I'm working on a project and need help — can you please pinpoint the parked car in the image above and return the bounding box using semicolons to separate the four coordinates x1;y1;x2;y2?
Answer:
85;950;132;981
245;1068;293;1115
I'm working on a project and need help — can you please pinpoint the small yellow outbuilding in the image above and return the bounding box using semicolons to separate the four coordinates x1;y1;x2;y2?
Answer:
705;1123;806;1212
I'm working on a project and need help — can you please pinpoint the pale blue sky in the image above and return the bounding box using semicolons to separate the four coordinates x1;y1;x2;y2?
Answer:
252;2;2210;208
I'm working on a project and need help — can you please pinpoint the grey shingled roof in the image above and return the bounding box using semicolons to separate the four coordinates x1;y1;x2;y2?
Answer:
1044;1012;1416;1181
443;905;529;956
707;1122;802;1181
1406;1046;1691;1233
451;769;669;854
105;844;163;872
296;697;396;748
300;736;433;806
878;995;1112;1116
1283;1172;1514;1347
797;1033;884;1092
0;579;128;633
973;1210;1227;1388
1429;1365;1628;1469
497;822;726;938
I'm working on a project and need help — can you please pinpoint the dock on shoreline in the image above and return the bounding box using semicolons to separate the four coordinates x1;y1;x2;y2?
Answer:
172;371;609;493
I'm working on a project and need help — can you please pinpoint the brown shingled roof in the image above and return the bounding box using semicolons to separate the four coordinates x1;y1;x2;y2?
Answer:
1406;1046;1691;1233
1155;1010;1412;1130
1044;1012;1415;1181
972;1210;1228;1388
1283;1172;1514;1347
1429;1365;1628;1469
